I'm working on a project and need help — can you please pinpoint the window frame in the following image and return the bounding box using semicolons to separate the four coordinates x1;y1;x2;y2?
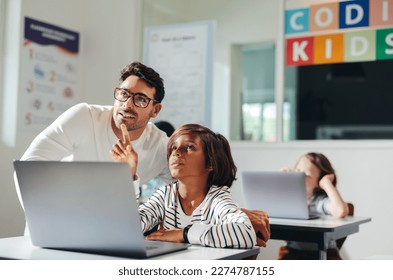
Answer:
0;0;6;90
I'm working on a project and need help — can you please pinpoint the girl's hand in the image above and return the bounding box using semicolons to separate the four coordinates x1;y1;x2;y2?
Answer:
146;229;184;243
319;173;335;190
318;173;349;218
280;167;292;172
110;124;138;179
241;208;270;247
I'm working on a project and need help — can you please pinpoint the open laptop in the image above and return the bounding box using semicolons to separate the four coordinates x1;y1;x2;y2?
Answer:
13;160;189;258
242;171;319;220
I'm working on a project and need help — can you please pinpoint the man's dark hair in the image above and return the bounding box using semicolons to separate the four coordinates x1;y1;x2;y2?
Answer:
119;61;165;103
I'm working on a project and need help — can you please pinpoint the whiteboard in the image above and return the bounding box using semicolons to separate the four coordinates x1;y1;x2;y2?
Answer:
144;21;215;129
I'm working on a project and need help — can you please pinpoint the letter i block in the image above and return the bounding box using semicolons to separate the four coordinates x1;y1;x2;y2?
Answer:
369;0;393;27
314;33;344;64
286;37;314;66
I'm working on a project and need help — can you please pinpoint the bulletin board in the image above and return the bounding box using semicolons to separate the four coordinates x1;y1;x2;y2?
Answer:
143;21;215;129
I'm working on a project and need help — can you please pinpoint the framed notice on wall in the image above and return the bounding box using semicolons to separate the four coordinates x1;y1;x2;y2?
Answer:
143;21;215;129
20;17;80;132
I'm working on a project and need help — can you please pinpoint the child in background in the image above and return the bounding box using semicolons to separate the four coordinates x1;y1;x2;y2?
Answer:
113;123;257;248
279;152;349;260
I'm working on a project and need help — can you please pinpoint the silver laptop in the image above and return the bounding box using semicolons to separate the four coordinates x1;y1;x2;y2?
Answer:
13;160;189;258
242;171;319;220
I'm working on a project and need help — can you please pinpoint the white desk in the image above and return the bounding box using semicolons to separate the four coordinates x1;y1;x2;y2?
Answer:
269;216;371;260
0;236;260;260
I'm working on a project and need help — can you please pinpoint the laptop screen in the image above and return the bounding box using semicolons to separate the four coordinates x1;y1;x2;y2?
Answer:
242;171;313;220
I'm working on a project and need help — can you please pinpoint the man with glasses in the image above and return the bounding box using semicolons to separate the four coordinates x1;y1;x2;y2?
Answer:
19;61;173;191
17;61;271;246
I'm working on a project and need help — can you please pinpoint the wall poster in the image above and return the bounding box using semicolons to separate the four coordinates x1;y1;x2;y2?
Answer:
20;17;80;131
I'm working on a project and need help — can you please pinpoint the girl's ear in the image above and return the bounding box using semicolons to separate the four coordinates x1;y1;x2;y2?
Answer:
206;165;213;171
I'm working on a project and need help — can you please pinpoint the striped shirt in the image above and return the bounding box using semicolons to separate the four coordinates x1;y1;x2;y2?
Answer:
139;182;257;249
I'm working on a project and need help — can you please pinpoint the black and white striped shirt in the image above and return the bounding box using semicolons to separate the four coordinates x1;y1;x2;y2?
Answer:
139;182;257;249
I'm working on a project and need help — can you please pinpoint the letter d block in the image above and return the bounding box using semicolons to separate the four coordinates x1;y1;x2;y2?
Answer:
344;30;376;62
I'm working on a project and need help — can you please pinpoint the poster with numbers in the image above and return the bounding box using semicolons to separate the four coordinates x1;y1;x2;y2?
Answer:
144;21;214;129
20;17;80;131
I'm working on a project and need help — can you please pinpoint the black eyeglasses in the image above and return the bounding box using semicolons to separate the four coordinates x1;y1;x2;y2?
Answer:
113;87;159;108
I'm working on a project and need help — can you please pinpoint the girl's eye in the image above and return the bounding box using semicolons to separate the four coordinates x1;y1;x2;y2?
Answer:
187;145;195;150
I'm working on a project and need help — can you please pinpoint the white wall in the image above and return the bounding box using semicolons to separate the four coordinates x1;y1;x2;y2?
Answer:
0;0;141;238
142;0;281;138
